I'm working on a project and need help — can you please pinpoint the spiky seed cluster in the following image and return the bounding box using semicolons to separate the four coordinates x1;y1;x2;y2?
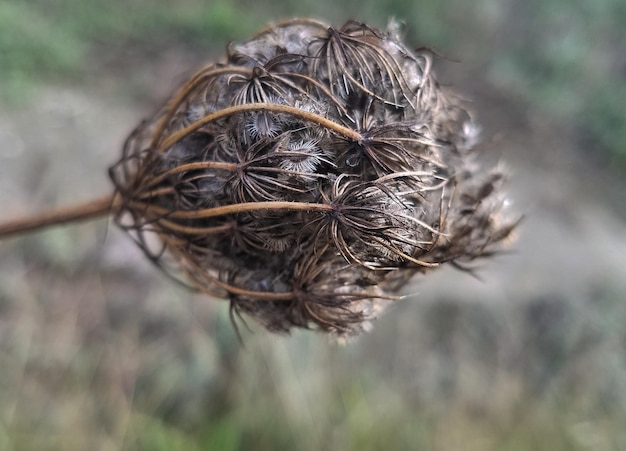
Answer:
109;19;516;335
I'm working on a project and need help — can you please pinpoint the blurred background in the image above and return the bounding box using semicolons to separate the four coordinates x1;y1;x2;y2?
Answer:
1;0;626;449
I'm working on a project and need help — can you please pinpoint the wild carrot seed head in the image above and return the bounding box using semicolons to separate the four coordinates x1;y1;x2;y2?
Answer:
109;19;516;336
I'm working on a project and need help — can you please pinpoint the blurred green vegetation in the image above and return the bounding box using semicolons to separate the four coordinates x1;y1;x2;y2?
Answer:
1;257;625;450
0;0;258;103
1;0;624;166
488;0;626;168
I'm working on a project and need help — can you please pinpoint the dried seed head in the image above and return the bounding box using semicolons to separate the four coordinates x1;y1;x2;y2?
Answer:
109;19;517;336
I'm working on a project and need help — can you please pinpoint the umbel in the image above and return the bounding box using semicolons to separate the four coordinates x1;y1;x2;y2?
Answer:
0;19;516;336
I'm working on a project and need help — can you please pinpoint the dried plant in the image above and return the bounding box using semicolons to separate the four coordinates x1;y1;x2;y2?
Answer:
0;19;516;336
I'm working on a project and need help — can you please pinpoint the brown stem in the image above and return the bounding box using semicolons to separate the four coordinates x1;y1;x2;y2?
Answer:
157;219;234;235
144;161;239;190
0;194;116;240
159;103;362;151
131;199;333;220
211;278;295;301
151;66;254;147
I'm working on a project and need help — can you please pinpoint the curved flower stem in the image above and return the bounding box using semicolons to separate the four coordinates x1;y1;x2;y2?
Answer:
0;195;335;240
151;66;254;147
131;199;333;220
0;194;117;240
159;103;362;151
157;219;234;235
211;278;295;301
143;161;239;190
